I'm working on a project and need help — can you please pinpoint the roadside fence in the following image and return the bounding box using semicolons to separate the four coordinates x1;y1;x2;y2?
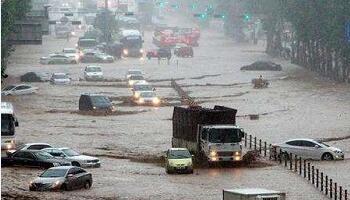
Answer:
244;133;348;200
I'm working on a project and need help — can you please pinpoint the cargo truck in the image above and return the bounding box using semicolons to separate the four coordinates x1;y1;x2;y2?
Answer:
172;106;245;164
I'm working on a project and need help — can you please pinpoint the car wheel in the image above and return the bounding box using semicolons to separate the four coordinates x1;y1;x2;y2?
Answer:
84;181;91;189
71;161;80;167
321;153;334;161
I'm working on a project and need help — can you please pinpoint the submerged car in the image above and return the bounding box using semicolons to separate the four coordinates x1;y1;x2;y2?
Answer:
128;75;146;86
274;138;344;160
126;69;143;80
40;54;77;64
131;83;155;99
43;147;101;168
84;66;103;81
1;84;38;96
80;51;114;63
50;73;71;85
79;94;114;112
165;148;193;174
135;91;160;106
29;166;92;191
1;150;71;168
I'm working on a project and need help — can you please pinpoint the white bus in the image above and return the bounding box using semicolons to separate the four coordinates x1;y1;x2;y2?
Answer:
1;102;18;156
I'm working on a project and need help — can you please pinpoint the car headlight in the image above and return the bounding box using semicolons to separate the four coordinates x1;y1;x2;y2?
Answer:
71;31;76;36
93;106;97;109
29;181;34;186
123;49;128;55
128;80;134;85
138;98;145;104
152;97;160;105
139;49;144;53
51;180;62;188
333;150;342;154
134;92;140;98
209;150;217;157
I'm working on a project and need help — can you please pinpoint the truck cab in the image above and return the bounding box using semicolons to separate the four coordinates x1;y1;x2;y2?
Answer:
199;125;244;163
1;102;19;156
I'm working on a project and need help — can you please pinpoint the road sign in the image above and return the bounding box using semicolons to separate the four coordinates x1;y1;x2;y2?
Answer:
346;22;350;43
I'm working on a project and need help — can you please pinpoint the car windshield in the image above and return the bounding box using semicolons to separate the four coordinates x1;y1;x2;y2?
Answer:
130;75;144;80
1;114;14;135
168;150;191;159
35;151;54;160
62;148;80;156
128;71;142;75
208;128;242;143
140;92;156;98
53;74;68;79
3;85;16;91
63;49;76;53
90;96;111;107
319;142;330;147
134;85;153;91
86;67;101;72
40;168;67;178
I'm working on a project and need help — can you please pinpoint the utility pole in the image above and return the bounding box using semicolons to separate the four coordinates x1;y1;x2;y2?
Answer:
105;0;109;10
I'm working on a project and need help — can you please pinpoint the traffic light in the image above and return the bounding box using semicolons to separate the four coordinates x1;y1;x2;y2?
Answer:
243;13;251;21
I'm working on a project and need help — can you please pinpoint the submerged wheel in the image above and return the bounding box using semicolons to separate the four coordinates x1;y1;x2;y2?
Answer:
84;181;91;189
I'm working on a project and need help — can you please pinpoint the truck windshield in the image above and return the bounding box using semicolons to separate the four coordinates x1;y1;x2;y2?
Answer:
168;150;191;159
121;37;142;48
1;114;15;136
208;129;241;143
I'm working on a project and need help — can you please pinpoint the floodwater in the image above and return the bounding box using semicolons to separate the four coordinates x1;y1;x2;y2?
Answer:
2;11;349;200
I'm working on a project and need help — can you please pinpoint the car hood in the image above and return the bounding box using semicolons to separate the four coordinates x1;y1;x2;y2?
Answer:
168;158;192;166
33;177;65;184
327;146;342;152
69;155;98;161
86;72;103;76
45;158;68;164
53;78;70;82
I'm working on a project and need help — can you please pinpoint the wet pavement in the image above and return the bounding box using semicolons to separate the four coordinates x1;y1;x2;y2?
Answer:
2;12;349;200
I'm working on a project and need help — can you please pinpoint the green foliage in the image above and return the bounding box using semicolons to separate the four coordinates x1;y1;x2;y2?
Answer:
1;0;32;80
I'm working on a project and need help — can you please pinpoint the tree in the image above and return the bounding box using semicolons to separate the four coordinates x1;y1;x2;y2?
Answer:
1;0;32;80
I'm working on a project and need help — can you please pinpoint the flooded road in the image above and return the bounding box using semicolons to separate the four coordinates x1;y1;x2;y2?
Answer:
2;12;349;200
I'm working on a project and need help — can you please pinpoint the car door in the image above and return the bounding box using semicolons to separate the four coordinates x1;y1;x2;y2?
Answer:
75;168;88;189
301;141;320;159
11;151;26;166
12;86;25;95
19;152;37;167
66;168;79;190
284;140;302;156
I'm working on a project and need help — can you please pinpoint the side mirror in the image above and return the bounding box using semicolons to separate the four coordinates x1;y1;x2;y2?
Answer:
15;121;19;127
314;145;321;149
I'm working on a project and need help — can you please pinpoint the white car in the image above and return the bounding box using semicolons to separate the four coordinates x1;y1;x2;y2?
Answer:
50;73;71;85
128;75;146;86
132;83;155;99
17;143;53;151
62;48;79;62
126;69;143;80
1;84;38;96
40;54;77;64
274;138;344;160
43;147;101;168
135;91;160;106
84;65;103;81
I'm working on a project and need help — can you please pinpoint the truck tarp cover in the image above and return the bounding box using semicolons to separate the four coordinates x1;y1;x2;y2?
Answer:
173;106;237;142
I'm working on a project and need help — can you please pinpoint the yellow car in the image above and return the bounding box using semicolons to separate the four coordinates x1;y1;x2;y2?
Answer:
165;148;193;174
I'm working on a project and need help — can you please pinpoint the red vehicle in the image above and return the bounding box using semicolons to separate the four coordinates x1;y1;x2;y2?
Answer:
146;49;158;59
153;27;200;47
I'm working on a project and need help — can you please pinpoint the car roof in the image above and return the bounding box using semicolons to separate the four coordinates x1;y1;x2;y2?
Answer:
169;148;189;151
86;65;101;68
48;166;77;170
24;143;52;146
1;102;14;114
128;69;142;72
285;138;317;143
